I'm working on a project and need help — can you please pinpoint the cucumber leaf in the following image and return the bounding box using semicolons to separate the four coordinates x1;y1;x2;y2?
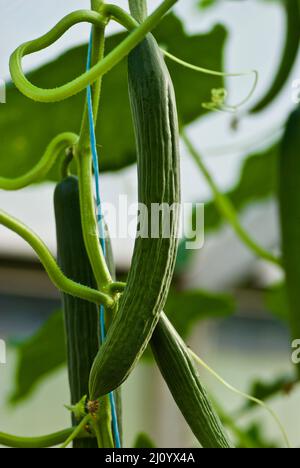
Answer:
165;288;235;338
240;373;297;413
198;144;279;234
178;143;280;269
0;15;226;179
133;433;156;448
9;311;66;405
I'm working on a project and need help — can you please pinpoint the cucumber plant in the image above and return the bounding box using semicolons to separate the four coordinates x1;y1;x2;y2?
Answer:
0;0;296;449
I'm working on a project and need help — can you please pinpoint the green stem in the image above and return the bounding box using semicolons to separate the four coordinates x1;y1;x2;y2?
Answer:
104;4;138;30
92;401;114;448
0;133;78;190
182;130;281;267
0;428;92;449
109;281;127;294
0;210;114;307
10;0;179;102
60;415;91;448
75;26;112;296
75;0;114;449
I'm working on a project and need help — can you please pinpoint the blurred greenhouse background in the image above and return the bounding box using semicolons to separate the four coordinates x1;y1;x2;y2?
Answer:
1;0;300;448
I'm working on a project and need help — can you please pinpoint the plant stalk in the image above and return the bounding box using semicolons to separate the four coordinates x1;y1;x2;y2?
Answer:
74;0;114;448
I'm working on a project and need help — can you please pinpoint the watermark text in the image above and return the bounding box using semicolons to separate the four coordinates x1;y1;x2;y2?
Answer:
0;339;6;364
98;197;205;250
292;339;300;365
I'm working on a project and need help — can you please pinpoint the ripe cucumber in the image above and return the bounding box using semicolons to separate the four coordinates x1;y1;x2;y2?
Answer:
89;34;180;399
251;0;300;113
54;176;122;447
279;106;300;377
151;313;232;448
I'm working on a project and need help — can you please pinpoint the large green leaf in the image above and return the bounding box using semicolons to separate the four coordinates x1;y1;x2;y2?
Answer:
241;373;297;412
165;288;235;338
177;143;280;270
9;311;66;404
204;144;279;232
236;423;279;449
143;288;235;361
0;15;226;179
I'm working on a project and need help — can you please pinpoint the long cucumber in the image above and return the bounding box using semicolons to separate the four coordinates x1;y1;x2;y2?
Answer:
89;33;181;399
54;176;122;446
151;313;232;448
279;106;300;378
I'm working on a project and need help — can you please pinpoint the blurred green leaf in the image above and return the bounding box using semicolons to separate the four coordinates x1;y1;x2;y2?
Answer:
264;282;289;322
236;423;279;449
9;311;66;404
165;288;235;338
198;0;217;9
0;15;226;179
143;288;235;361
238;373;297;415
133;433;156;448
196;144;279;234
178;144;279;269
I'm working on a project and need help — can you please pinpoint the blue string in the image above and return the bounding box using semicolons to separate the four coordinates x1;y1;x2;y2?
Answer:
86;30;121;449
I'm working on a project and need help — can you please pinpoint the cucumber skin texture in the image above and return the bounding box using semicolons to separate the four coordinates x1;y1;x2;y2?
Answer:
89;35;180;399
279;106;300;377
55;176;99;448
251;0;300;113
151;314;232;448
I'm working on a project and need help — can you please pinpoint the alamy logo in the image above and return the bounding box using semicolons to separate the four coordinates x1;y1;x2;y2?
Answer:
97;197;205;250
0;339;6;364
291;339;300;365
0;79;6;104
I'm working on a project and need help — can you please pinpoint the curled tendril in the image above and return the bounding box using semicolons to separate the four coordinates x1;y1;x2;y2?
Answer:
9;1;178;103
162;50;259;113
0;133;78;190
0;209;115;308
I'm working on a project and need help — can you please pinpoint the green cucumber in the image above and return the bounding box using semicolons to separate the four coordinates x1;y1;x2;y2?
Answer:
279;106;300;378
251;0;300;113
151;313;232;448
126;1;230;449
89;34;181;399
128;0;148;22
54;176;122;447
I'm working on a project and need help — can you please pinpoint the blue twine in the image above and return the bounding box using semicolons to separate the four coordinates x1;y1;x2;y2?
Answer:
86;30;121;449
